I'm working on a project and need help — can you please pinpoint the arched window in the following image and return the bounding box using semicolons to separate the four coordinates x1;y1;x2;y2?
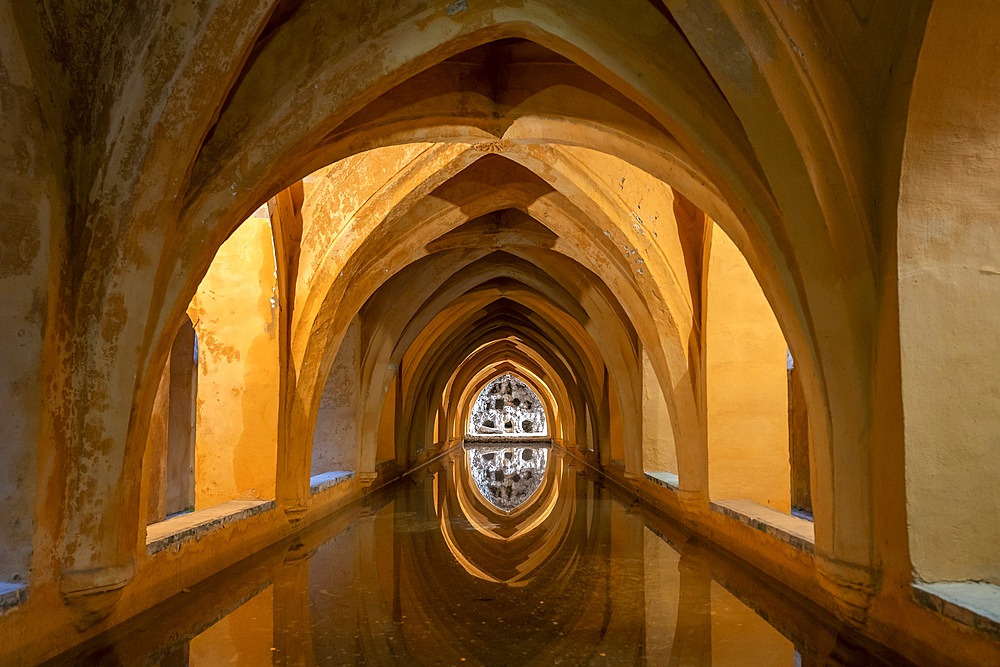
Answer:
468;374;547;437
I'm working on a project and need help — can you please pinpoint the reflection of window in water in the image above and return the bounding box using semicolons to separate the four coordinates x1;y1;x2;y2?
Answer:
468;446;548;512
469;374;547;436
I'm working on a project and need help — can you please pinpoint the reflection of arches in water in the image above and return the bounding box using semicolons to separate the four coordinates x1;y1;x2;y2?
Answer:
47;452;901;667
468;373;547;436
467;446;548;513
441;448;575;586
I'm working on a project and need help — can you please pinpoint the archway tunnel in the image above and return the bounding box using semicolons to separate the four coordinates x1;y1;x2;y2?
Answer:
81;36;831;659
2;2;999;665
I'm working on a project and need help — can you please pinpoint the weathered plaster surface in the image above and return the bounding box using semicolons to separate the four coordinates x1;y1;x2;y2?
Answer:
642;348;677;474
0;0;52;588
311;318;360;475
2;1;999;665
899;0;1000;587
706;224;790;512
190;218;279;507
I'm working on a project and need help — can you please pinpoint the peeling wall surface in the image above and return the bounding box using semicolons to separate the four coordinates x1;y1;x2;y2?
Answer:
311;317;360;475
189;218;279;508
2;0;1000;665
0;0;53;588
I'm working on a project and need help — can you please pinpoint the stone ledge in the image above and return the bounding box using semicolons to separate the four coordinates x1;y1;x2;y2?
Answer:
0;582;26;614
645;471;679;490
146;500;275;556
309;471;354;494
913;581;1000;640
710;499;815;553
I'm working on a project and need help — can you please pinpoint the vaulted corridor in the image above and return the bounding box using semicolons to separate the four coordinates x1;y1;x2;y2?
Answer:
2;2;1000;665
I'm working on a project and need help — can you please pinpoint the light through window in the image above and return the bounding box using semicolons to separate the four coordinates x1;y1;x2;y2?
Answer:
468;373;547;437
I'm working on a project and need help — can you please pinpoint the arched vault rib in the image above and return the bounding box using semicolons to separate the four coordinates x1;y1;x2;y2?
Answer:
184;0;770;224
392;282;606;441
164;5;788;468
449;353;566;442
352;252;604;465
169;9;856;568
399;304;613;462
405;322;586;462
293;149;696;458
283;143;711;489
62;0;889;615
453;337;582;445
320;243;647;477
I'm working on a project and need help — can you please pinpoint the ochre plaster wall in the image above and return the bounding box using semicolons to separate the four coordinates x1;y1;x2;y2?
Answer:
189;218;279;507
899;0;1000;585
311;317;360;474
706;224;789;511
642;348;677;473
142;322;198;524
376;376;397;462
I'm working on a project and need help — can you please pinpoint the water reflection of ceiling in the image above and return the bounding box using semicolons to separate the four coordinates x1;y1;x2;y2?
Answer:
468;374;547;436
467;446;548;513
434;447;574;590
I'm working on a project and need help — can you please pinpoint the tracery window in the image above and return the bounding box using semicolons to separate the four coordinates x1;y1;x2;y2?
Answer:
468;374;547;436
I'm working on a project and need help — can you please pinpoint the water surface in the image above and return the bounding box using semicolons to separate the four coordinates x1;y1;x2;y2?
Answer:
47;448;912;666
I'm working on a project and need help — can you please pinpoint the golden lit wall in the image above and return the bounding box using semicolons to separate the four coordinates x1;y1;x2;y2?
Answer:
189;218;279;507
706;223;789;511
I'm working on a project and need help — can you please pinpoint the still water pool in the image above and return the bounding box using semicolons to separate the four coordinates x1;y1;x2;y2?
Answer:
47;448;911;666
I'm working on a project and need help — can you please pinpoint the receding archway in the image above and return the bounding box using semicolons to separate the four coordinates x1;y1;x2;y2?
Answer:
43;6;897;644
